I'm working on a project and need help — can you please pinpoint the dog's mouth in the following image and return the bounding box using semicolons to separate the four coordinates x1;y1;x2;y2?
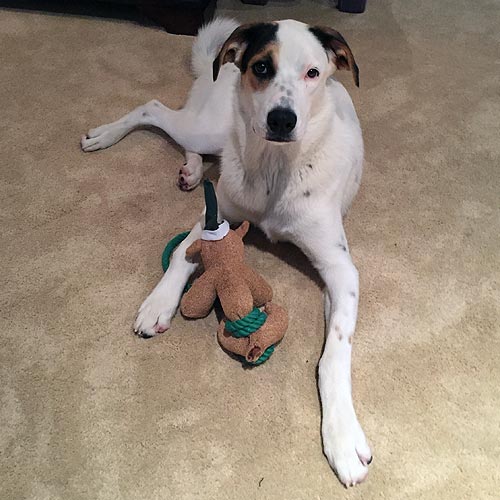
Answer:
265;134;296;143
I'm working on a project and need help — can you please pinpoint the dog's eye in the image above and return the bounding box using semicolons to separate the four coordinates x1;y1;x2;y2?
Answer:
307;68;320;79
252;62;268;76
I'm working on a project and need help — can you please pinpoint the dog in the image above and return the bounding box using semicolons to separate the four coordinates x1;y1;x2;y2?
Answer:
81;18;372;486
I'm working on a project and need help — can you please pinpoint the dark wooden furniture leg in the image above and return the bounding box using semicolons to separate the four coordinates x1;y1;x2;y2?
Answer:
240;0;269;5
139;0;217;35
337;0;367;13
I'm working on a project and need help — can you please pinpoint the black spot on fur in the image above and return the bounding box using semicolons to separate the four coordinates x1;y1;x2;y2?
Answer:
213;23;278;80
279;96;291;107
252;53;276;81
349;291;356;297
304;190;311;197
337;243;347;252
286;89;292;96
240;24;279;73
307;164;313;169
142;112;148;117
280;85;286;91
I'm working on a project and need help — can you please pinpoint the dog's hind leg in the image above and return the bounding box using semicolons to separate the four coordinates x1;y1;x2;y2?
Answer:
81;100;169;152
81;99;226;155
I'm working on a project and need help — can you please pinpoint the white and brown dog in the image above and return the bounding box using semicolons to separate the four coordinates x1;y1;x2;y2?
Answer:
82;18;372;486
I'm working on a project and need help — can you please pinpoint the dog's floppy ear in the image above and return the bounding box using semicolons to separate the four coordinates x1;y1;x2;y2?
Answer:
213;23;278;81
234;221;250;239
213;25;247;81
309;26;359;87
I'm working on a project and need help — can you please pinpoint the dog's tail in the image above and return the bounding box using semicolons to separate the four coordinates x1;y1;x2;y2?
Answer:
191;17;239;78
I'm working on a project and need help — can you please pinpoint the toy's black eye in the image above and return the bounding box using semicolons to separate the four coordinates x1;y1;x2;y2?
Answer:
307;68;320;78
253;62;268;76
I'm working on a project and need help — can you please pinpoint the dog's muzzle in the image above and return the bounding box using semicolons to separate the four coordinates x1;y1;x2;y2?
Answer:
266;107;297;142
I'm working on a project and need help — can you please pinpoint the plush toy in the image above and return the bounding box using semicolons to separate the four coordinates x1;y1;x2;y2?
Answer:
178;180;288;365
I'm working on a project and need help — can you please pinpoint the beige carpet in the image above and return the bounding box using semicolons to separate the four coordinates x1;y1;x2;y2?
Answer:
1;1;499;499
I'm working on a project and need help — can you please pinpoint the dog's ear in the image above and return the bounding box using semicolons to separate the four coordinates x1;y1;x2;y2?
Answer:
234;221;250;239
213;23;278;81
309;26;359;87
213;25;247;81
185;239;202;259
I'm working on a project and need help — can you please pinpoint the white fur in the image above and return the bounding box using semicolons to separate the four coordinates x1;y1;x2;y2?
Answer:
81;18;371;486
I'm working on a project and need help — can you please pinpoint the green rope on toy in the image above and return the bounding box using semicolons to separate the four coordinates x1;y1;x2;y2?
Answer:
225;308;268;337
161;232;277;366
162;231;190;272
249;345;275;365
225;308;277;365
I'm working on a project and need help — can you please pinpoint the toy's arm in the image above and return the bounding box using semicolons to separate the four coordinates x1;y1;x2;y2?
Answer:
241;267;273;307
234;221;250;239
185;239;202;259
180;271;217;319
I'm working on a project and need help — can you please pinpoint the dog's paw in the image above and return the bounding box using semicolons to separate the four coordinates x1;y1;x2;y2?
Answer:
81;123;126;152
322;410;372;487
177;156;203;191
133;288;177;338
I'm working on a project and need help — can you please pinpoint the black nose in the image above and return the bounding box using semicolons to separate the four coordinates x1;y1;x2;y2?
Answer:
267;108;297;137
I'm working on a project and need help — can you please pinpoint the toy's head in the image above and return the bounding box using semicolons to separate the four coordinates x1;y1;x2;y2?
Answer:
185;180;250;267
186;221;250;268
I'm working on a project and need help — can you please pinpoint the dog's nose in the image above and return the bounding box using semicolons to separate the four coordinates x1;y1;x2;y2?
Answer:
267;108;297;136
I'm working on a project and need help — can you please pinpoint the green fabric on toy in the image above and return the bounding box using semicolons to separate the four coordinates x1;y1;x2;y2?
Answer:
179;180;288;365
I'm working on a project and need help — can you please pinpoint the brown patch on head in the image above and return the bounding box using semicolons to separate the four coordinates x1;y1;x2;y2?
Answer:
241;45;279;92
213;22;279;81
309;26;359;87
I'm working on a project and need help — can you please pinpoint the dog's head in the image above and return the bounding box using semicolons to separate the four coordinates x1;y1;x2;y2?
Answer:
213;20;358;144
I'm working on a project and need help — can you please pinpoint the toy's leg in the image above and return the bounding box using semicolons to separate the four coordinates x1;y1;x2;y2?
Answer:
216;279;254;322
180;271;217;318
134;214;203;338
292;212;372;487
241;268;273;307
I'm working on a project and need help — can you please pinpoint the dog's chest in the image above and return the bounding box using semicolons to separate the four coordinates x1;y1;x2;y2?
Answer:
222;153;325;242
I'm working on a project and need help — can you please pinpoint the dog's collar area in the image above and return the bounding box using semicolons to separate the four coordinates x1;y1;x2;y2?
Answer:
201;220;230;241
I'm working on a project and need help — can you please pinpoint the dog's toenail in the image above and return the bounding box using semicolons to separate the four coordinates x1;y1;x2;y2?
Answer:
367;456;373;465
139;332;154;339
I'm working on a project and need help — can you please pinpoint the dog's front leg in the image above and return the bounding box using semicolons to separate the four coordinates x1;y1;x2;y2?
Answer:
134;216;203;338
295;217;372;487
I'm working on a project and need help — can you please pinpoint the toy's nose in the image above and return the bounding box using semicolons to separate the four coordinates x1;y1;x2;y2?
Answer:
267;107;297;138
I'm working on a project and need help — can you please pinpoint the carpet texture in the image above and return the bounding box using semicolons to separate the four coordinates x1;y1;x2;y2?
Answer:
1;1;499;499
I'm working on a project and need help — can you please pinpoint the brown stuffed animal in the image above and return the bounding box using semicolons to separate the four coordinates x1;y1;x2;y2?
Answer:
180;181;288;364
